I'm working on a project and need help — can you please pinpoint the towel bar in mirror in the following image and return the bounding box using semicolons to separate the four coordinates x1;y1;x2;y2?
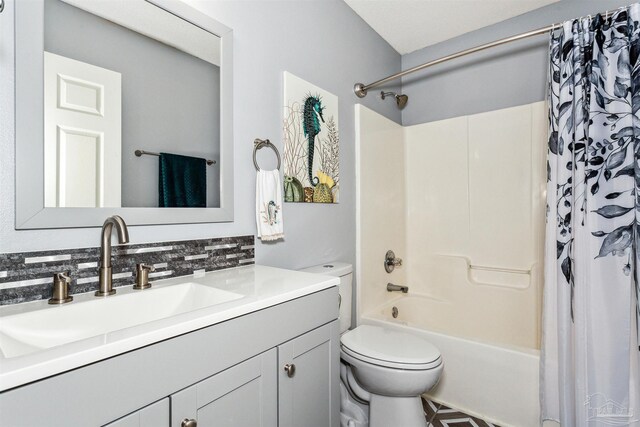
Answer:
135;150;217;166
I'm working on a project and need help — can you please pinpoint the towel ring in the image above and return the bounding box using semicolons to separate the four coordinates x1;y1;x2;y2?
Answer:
253;138;281;171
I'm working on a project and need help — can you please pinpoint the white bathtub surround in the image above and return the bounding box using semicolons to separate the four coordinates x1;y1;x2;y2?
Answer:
403;102;547;350
356;102;546;350
542;8;640;426
355;102;547;426
354;105;406;319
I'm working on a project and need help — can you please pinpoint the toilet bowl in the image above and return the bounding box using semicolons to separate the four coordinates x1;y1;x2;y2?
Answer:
300;262;444;427
341;325;442;427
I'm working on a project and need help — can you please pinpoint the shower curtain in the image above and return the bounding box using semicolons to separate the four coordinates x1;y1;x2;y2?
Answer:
542;5;640;426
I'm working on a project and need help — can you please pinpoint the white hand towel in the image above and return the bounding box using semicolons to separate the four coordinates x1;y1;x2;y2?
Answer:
256;169;284;241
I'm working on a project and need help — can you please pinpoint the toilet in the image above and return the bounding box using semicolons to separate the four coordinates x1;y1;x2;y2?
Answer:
300;262;443;427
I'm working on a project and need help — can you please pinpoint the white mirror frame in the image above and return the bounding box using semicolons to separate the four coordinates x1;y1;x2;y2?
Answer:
15;0;233;229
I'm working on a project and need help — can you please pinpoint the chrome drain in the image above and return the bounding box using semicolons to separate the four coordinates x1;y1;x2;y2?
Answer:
392;306;399;318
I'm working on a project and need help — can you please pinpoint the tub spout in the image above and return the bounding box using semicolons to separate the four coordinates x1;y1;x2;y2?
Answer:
387;283;408;293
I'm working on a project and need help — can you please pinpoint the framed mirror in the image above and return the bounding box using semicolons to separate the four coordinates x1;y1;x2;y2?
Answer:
15;0;233;228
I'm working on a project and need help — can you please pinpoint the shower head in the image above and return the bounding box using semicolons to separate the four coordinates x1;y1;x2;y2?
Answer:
396;94;408;109
380;91;408;110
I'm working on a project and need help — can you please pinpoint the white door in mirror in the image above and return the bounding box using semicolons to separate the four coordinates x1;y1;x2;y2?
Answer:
44;52;122;208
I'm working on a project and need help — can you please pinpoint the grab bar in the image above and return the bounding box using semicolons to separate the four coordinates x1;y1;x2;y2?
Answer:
435;254;536;290
468;264;531;275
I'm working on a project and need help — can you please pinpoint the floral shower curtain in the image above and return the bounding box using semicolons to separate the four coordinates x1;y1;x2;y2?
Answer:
542;5;640;425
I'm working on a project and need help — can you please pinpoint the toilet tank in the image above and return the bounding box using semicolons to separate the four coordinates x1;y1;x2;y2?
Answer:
299;262;353;333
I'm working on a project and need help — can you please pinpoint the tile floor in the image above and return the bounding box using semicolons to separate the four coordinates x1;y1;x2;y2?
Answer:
422;398;500;427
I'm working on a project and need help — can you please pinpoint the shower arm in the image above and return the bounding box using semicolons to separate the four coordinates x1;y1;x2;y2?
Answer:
353;7;614;98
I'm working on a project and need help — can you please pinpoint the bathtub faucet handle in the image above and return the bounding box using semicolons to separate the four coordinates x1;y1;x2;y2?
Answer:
387;283;408;293
384;250;403;273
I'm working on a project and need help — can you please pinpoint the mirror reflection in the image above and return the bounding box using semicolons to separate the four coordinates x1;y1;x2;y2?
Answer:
43;0;221;208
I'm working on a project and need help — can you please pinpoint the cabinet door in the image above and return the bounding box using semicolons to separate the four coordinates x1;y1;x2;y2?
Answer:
278;320;340;427
104;398;169;427
170;349;277;427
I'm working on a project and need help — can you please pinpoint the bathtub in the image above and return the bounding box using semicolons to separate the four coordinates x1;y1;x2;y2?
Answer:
360;294;541;427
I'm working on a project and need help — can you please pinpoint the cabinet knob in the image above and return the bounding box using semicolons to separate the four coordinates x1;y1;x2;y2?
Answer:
0;0;4;13
181;418;197;427
284;363;296;378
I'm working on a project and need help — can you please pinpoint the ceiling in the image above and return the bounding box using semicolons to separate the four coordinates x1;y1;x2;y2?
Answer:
344;0;560;55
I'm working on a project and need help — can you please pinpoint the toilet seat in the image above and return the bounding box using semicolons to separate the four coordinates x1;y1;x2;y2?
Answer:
341;325;442;371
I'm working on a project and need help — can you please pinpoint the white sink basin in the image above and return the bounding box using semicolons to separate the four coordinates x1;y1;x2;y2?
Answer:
0;283;243;358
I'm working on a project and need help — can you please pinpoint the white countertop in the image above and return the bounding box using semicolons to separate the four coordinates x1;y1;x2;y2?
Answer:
0;265;338;392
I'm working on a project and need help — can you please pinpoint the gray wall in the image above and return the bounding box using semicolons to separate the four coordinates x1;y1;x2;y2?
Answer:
44;0;221;207
401;0;633;126
0;0;401;271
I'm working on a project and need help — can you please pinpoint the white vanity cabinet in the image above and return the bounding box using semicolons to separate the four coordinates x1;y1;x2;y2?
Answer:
105;399;170;427
169;321;339;427
278;322;339;427
170;349;278;427
0;286;339;427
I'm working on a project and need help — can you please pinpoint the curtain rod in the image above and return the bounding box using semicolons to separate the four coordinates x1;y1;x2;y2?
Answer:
353;8;615;98
134;149;216;166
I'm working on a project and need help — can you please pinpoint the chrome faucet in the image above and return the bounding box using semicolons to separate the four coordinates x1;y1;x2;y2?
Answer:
96;215;130;296
387;283;408;293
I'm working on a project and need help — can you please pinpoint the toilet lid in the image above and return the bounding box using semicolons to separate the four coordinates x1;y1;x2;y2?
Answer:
341;325;441;369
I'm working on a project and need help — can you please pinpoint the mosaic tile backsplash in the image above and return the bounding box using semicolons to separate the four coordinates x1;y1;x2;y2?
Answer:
0;235;255;306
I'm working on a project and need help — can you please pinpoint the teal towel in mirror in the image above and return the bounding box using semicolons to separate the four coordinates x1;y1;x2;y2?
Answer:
159;153;206;208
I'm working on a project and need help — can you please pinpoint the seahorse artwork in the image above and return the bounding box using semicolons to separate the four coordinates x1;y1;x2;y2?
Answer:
302;94;325;187
282;72;340;203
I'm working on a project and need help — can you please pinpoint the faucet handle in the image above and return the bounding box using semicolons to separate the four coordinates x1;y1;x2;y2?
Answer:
134;263;155;290
55;272;71;283
49;272;73;304
384;250;403;273
137;263;155;272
